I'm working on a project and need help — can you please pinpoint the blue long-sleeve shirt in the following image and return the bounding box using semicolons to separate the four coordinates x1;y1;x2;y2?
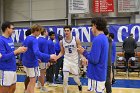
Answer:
0;36;16;71
22;35;50;68
84;34;109;81
38;36;49;62
112;41;116;63
48;39;55;54
55;40;60;55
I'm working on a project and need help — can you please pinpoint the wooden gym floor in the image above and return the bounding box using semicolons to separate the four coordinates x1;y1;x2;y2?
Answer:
15;72;140;93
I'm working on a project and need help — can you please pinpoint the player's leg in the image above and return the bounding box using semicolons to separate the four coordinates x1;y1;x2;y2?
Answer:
23;66;30;92
38;63;49;92
87;78;93;91
27;77;36;93
63;64;70;93
93;80;105;93
9;83;16;93
71;65;82;91
0;86;9;93
63;71;69;93
26;67;40;93
38;69;45;87
37;63;45;88
24;76;30;91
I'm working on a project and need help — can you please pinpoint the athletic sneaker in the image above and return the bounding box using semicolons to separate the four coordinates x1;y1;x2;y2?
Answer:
78;85;82;91
40;87;49;92
36;81;41;89
49;83;57;87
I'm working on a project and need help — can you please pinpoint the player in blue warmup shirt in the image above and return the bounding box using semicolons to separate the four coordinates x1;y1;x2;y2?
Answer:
22;24;57;93
78;17;109;93
36;28;50;92
0;21;27;93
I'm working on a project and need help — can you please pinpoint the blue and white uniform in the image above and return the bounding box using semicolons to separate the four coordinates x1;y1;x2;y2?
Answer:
0;36;17;86
84;34;109;93
22;35;50;77
62;36;79;75
38;35;49;69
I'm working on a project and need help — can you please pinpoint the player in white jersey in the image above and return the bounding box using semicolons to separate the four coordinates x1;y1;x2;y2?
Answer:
56;26;87;93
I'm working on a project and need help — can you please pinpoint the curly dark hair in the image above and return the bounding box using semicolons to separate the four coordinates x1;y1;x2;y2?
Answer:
91;17;107;31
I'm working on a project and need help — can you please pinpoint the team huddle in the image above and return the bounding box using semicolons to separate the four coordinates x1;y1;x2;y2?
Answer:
0;17;111;93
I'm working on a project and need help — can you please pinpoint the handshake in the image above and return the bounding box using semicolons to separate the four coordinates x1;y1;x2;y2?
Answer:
50;54;58;62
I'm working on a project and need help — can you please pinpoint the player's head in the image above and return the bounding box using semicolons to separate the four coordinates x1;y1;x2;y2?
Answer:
109;33;114;40
49;31;55;40
25;29;31;36
31;24;42;37
63;25;72;38
91;17;107;36
41;27;48;37
130;33;133;37
1;21;14;36
104;28;109;37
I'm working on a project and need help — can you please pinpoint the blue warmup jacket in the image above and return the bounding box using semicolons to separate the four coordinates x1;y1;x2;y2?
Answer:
38;36;49;62
84;34;109;81
0;36;16;71
22;35;50;68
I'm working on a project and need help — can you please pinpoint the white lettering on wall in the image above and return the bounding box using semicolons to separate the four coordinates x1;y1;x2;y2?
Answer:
117;26;128;42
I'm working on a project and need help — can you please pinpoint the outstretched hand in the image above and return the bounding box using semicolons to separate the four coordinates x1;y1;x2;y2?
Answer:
77;46;85;54
81;57;88;66
50;54;57;62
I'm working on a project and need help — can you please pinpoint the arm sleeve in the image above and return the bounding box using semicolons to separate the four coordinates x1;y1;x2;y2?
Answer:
48;41;55;54
32;39;50;63
83;39;102;64
0;40;15;61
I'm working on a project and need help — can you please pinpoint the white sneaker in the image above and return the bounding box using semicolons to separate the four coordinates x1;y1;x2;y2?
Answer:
36;81;41;89
45;82;49;86
40;87;49;92
49;83;57;87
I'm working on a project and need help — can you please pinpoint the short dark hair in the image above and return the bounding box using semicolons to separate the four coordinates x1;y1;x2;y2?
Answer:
25;29;31;36
91;17;107;31
63;25;72;31
104;28;109;35
130;33;133;37
1;21;13;32
49;31;55;36
109;33;114;39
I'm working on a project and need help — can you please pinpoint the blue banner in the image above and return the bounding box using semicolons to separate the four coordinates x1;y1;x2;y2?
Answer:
109;24;140;42
12;26;93;43
12;24;140;43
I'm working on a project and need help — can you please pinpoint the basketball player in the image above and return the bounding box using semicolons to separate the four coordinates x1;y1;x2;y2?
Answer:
22;24;57;93
36;28;49;92
56;26;84;93
0;21;27;93
78;17;109;93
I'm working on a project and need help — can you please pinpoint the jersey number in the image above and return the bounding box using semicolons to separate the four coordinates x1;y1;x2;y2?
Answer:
68;48;72;53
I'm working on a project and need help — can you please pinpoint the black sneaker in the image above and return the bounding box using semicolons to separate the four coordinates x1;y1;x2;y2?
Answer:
78;85;82;91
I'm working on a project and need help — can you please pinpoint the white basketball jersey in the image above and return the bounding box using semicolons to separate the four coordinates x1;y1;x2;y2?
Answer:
63;36;79;64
